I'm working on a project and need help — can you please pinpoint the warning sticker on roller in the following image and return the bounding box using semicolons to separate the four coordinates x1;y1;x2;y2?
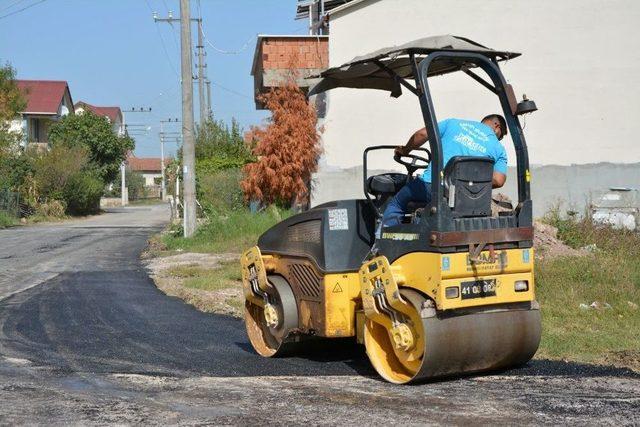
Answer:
328;209;348;230
333;283;343;293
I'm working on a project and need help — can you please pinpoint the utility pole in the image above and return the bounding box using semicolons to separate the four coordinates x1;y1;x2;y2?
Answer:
153;10;206;125
159;118;180;201
120;107;151;207
152;5;198;236
179;0;197;237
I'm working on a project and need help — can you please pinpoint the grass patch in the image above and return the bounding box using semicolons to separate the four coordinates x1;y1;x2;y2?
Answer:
0;211;17;228
163;206;289;253
536;213;640;366
166;261;242;292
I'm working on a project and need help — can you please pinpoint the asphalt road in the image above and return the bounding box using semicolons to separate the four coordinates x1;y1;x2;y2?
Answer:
0;205;638;425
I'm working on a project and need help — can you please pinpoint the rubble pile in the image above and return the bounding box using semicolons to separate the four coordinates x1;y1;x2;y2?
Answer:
533;221;586;259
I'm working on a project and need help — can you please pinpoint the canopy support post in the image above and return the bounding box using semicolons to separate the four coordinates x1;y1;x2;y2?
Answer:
462;68;497;94
373;59;419;97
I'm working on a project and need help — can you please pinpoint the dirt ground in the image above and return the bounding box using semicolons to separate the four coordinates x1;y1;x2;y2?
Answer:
533;220;586;259
145;252;244;317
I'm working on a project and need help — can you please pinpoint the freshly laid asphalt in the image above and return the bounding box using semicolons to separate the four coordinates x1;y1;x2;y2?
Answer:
0;205;369;378
0;204;638;424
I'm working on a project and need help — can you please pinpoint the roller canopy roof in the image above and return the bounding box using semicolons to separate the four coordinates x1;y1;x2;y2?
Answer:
308;35;520;96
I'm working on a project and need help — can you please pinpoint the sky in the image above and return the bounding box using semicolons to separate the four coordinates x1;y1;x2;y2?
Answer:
0;0;308;158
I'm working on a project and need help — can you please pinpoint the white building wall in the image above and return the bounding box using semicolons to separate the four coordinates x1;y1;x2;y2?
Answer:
313;0;640;207
142;172;161;187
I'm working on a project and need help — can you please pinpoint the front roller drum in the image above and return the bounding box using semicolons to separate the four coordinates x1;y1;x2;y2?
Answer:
365;294;541;384
244;275;299;357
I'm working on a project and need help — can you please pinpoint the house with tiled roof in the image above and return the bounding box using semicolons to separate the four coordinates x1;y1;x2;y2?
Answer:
9;80;74;150
74;101;123;136
126;155;172;199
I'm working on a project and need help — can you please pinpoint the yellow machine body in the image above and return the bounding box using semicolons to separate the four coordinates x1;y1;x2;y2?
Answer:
243;246;535;341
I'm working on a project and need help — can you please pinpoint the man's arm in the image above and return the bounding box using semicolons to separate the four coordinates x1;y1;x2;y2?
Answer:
492;142;508;188
396;127;428;156
492;172;506;188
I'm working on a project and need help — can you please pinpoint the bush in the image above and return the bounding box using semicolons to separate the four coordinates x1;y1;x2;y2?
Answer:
0;210;15;228
35;200;66;217
126;169;146;201
29;144;89;202
0;155;33;191
63;172;103;215
198;168;244;213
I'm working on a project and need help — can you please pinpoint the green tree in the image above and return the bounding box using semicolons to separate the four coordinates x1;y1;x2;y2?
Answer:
195;116;252;164
0;62;26;159
125;169;146;201
48;111;134;184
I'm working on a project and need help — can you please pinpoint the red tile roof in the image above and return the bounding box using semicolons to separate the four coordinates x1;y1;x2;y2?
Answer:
75;101;122;123
16;80;71;115
127;156;164;172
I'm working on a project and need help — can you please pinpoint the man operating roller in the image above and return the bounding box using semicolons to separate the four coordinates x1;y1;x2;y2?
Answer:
382;114;509;227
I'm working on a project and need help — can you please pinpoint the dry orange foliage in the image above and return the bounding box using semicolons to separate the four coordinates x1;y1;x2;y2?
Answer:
241;80;321;206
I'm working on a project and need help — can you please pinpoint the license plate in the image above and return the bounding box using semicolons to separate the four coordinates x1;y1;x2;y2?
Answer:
460;279;497;300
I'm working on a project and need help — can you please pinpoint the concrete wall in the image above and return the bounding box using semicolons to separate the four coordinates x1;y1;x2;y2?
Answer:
311;0;640;208
313;162;640;218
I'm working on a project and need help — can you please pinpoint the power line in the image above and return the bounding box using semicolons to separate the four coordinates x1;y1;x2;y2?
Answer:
196;0;255;55
162;0;181;53
209;80;251;99
0;0;29;12
202;30;255;55
0;0;47;20
144;0;180;78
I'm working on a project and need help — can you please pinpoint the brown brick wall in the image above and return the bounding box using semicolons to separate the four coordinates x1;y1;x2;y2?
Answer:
260;37;328;70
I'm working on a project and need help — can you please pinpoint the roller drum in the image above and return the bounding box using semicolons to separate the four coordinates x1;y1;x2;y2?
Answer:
365;293;541;384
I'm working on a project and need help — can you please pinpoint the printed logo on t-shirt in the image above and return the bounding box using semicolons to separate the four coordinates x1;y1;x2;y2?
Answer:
453;133;488;154
459;122;490;141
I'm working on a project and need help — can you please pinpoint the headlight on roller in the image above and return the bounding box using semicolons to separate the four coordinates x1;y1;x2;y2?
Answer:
514;280;529;292
445;286;459;299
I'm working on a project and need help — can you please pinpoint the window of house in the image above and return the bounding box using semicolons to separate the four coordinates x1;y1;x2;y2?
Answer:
30;119;40;142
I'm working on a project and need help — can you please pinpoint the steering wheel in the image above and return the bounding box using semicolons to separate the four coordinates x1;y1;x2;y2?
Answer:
393;148;430;174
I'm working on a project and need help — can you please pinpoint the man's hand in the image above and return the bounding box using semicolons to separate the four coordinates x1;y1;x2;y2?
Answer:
395;146;410;157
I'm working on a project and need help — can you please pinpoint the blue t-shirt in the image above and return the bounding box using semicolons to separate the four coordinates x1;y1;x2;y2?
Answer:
420;118;507;183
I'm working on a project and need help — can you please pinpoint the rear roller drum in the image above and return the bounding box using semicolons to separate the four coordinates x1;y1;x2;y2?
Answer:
364;289;542;384
244;275;299;357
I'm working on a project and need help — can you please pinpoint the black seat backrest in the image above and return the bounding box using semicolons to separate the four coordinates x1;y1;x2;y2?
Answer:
367;173;406;196
443;156;494;217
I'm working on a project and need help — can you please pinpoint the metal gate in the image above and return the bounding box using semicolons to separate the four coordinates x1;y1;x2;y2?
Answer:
0;188;20;217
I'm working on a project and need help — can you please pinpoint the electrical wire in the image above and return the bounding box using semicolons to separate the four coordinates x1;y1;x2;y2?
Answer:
209;81;252;100
0;0;46;20
197;2;254;56
203;32;255;55
144;0;180;78
0;0;29;12
162;0;180;53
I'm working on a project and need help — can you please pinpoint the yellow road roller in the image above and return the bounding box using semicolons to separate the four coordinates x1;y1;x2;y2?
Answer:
241;35;541;384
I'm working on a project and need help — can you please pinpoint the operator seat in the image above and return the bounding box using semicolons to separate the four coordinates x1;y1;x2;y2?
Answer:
367;173;407;198
443;156;494;217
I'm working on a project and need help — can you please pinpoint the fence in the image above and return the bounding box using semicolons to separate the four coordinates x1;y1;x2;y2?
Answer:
0;188;20;217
